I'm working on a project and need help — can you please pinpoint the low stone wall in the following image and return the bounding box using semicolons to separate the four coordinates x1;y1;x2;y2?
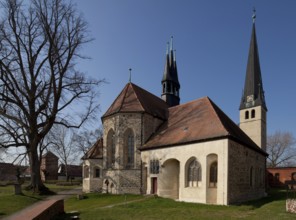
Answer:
14;199;64;220
36;199;64;220
286;199;296;213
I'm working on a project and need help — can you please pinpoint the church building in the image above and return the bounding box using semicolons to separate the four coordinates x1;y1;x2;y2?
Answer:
82;15;268;205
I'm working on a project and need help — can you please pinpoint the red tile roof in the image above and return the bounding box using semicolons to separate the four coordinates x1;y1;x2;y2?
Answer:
102;83;169;120
42;151;59;159
58;164;82;177
140;97;267;156
102;83;266;156
82;138;103;160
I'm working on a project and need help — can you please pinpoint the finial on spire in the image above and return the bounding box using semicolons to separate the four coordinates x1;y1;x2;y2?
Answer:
252;7;256;23
170;36;174;51
173;50;176;62
166;42;169;55
129;68;132;82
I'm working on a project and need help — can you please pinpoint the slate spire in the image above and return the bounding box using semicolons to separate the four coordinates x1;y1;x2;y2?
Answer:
240;12;267;111
161;36;180;107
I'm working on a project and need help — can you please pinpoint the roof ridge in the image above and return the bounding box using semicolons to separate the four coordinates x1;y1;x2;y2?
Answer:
204;97;229;135
168;96;208;109
129;83;146;112
118;83;132;113
207;97;266;155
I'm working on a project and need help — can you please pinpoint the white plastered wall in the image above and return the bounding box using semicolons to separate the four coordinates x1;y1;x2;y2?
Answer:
82;159;103;193
141;139;229;205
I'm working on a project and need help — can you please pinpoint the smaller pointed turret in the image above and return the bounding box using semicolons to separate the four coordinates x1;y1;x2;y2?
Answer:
161;37;180;107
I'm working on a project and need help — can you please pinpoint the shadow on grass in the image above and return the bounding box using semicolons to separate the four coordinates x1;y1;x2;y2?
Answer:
236;188;286;209
54;211;80;220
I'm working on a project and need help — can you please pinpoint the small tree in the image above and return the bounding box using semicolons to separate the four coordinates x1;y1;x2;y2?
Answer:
48;126;79;181
73;127;103;157
0;0;103;193
267;131;296;167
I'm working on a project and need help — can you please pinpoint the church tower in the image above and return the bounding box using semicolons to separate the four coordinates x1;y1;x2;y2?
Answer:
161;37;180;107
239;11;267;151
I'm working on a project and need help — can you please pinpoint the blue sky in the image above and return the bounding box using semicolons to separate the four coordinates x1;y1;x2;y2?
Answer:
72;0;296;137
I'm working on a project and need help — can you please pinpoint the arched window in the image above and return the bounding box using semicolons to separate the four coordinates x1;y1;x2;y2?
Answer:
245;111;249;119
124;129;134;168
84;165;89;178
209;161;218;187
187;159;201;187
107;129;115;168
251;109;255;118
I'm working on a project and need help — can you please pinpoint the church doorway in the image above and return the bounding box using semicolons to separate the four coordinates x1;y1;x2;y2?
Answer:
159;159;180;199
151;177;157;194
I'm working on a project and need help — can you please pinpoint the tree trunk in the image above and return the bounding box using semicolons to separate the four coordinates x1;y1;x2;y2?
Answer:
27;148;49;194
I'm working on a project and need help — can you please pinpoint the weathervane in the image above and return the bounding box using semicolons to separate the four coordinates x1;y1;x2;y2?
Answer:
129;68;132;83
252;7;256;23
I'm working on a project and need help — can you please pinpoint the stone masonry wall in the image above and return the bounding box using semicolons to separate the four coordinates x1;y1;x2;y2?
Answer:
228;140;266;204
101;112;162;194
286;199;296;213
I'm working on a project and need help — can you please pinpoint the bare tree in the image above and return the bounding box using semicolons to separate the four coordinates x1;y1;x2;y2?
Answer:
73;127;103;157
48;126;78;181
267;131;296;168
0;0;103;193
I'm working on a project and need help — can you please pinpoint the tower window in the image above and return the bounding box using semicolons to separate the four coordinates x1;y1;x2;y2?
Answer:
167;83;171;93
251;109;255;118
245;111;249;119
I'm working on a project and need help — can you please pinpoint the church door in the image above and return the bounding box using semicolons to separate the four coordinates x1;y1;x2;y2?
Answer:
151;177;157;194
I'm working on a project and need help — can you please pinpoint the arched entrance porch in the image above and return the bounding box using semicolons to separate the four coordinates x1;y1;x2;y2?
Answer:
158;159;180;199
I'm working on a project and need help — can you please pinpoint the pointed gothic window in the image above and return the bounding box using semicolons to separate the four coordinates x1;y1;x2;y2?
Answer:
107;129;115;168
127;130;134;168
187;159;201;187
150;160;160;174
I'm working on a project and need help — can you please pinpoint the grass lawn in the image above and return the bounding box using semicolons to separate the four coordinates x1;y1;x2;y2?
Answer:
61;189;296;220
0;183;79;218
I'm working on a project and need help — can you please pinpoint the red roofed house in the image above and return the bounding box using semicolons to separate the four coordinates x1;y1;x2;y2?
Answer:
82;17;268;205
267;167;296;188
40;151;59;181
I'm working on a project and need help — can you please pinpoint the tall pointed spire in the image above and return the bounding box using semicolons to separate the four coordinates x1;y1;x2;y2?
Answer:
239;10;267;151
239;11;267;111
161;36;180;107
